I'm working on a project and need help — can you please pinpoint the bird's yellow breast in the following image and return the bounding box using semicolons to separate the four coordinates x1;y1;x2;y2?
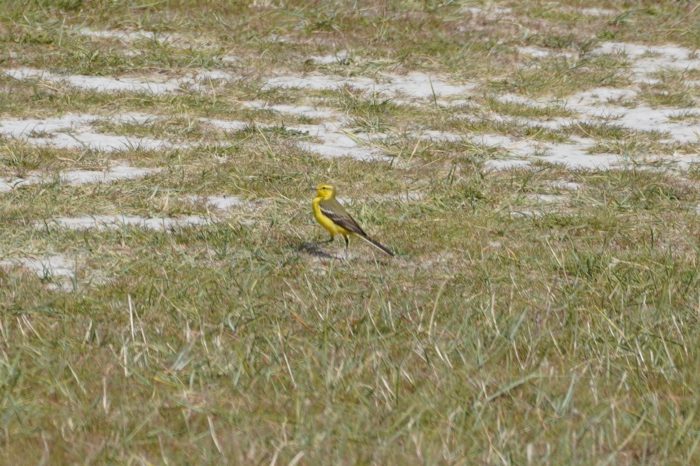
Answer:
312;197;350;236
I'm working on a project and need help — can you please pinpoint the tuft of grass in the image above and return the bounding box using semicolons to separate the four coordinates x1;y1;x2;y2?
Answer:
489;54;631;98
485;96;572;119
639;84;697;108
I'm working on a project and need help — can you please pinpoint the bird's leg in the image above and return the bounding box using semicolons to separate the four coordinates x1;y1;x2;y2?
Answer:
319;235;334;244
343;235;349;259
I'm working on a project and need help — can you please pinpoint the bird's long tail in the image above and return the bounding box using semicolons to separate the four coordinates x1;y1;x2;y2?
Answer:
358;234;395;257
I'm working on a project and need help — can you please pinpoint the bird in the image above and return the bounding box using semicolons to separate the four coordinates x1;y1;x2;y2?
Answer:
312;183;394;257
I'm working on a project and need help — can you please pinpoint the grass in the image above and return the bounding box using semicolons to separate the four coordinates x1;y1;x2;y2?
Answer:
488;55;631;98
1;0;700;464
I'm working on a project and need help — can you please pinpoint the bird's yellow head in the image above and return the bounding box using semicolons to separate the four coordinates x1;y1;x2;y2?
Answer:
315;183;336;200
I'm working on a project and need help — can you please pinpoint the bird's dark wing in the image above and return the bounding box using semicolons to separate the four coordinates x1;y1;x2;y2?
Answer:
319;198;367;236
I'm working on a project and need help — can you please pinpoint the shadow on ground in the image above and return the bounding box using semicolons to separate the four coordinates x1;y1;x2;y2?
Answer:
297;241;341;260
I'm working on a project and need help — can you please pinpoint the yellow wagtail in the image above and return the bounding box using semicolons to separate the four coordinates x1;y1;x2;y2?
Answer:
312;184;394;256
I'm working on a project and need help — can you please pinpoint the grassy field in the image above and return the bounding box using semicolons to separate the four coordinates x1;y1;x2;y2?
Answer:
1;0;699;464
